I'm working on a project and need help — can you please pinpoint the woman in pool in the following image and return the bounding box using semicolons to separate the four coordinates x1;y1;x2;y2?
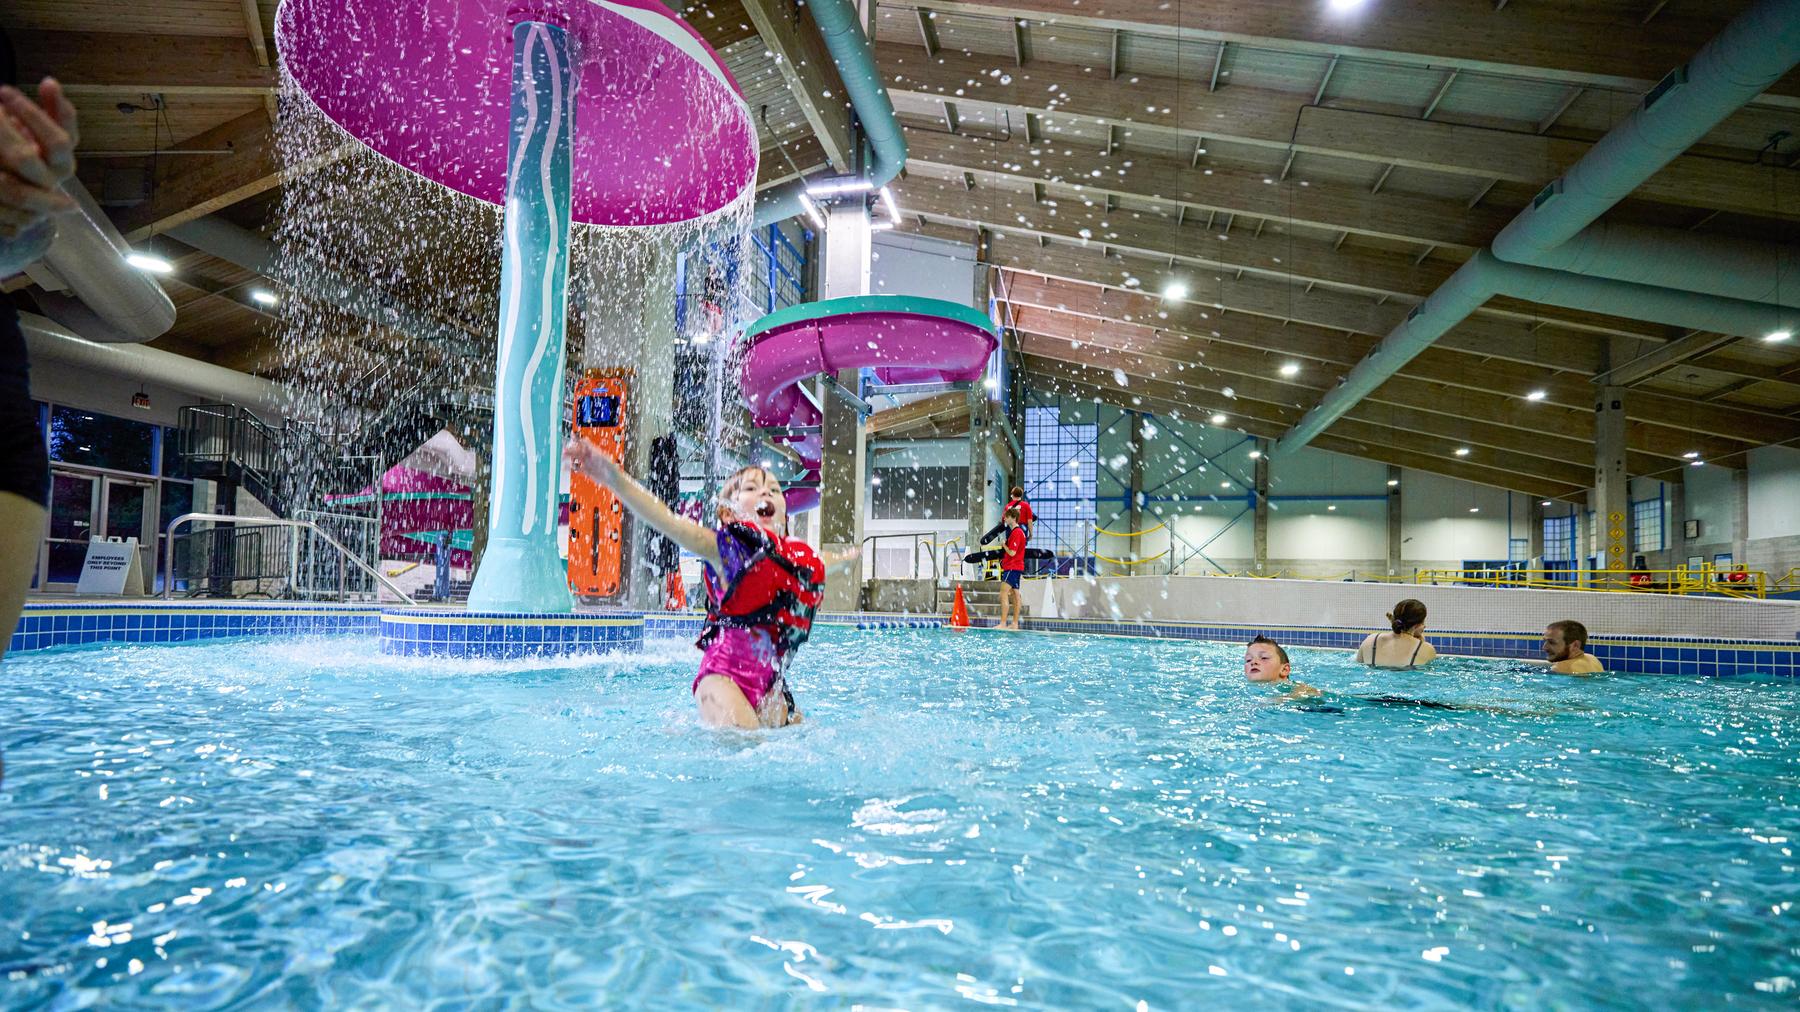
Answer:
1355;598;1438;669
565;438;860;730
1243;635;1320;700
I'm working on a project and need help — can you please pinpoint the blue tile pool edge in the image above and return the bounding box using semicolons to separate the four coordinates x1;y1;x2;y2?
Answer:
9;604;1795;676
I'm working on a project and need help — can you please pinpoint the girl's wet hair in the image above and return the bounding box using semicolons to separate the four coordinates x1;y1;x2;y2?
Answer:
1388;598;1428;633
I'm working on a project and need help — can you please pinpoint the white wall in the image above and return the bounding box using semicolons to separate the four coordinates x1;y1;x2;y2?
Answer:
1747;446;1800;541
869;233;978;307
29;356;204;429
1683;464;1738;546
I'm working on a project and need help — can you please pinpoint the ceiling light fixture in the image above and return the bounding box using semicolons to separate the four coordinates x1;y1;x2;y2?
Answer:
1683;451;1700;459
250;289;279;306
796;192;826;231
126;252;173;274
1387;478;1399;487
1540;500;1553;506
1454;447;1471;457
1525;389;1546;401
878;185;901;224
1279;362;1300;378
1210;412;1228;424
1690;459;1705;467
804;176;873;196
1162;279;1191;300
1468;506;1480;513
1327;504;1337;511
1765;329;1792;343
1248;449;1262;459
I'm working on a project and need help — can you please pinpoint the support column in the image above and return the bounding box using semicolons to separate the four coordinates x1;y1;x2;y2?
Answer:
1253;441;1270;574
966;251;994;552
1527;497;1546;564
467;20;576;614
1664;478;1684;568
1594;383;1631;574
1128;411;1147;561
1386;464;1403;577
817;201;871;611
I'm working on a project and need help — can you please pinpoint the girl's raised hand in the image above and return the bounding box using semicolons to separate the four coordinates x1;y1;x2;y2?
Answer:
563;436;619;485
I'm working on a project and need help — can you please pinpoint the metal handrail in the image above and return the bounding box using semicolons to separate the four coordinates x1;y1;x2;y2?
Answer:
860;531;947;581
163;512;417;605
1414;565;1768;599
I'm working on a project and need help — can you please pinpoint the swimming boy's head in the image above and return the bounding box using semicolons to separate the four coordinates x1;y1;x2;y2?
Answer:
719;465;786;533
1542;620;1588;662
1003;505;1022;527
1388;598;1428;634
1243;635;1291;683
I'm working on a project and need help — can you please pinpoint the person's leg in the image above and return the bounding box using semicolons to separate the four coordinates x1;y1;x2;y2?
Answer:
0;491;45;662
693;674;763;729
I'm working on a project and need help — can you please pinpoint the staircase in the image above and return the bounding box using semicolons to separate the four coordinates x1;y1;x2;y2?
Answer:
935;580;1029;623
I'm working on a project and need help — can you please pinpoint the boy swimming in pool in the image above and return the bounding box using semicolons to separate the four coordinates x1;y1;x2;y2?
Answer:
564;438;860;730
1243;635;1320;701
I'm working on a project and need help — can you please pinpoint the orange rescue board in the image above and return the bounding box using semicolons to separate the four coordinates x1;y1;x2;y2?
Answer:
567;368;631;598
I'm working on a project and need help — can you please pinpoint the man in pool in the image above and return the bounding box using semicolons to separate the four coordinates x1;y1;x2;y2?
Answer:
1543;620;1604;675
1243;635;1320;700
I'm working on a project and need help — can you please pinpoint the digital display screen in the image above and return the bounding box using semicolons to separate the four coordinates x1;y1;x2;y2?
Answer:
578;394;620;428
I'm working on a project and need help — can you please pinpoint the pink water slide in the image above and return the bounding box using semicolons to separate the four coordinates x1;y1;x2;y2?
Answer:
739;296;1000;513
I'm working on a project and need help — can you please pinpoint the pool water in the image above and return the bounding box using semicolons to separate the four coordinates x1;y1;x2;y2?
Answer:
3;628;1796;1008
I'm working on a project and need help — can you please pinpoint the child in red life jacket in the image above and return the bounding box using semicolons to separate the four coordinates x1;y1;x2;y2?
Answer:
564;438;861;729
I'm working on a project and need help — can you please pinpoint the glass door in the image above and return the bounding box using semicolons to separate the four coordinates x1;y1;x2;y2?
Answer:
42;470;98;589
101;477;155;591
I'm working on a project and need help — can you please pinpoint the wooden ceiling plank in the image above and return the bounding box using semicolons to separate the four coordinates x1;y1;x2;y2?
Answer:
16;31;276;97
741;0;855;173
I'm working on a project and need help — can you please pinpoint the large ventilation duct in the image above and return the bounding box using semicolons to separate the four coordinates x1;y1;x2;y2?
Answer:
1514;221;1799;305
21;312;288;416
24;180;176;341
1276;0;1800;459
751;0;906;226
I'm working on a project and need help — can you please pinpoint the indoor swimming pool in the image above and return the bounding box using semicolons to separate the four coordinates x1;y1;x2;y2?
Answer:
3;628;1795;1007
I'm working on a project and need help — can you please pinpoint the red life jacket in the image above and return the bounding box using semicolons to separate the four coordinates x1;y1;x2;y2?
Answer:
698;522;826;660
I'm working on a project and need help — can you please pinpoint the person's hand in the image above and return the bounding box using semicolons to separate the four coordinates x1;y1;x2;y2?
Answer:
563;436;620;485
0;78;79;240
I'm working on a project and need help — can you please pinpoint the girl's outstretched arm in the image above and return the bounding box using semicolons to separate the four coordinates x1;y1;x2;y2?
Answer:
564;437;721;569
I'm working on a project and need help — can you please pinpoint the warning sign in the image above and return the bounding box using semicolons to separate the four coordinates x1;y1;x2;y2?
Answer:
76;538;146;596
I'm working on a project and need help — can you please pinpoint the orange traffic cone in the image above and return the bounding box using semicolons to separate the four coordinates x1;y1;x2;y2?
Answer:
665;571;687;611
949;585;970;629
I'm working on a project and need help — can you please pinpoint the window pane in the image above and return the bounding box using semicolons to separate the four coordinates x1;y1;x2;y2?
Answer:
159;481;195;533
49;407;156;474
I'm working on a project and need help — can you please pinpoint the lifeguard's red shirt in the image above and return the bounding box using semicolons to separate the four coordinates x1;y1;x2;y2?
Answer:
1001;526;1028;571
1006;499;1035;525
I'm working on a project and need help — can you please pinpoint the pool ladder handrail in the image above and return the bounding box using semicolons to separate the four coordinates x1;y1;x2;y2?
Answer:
163;512;418;605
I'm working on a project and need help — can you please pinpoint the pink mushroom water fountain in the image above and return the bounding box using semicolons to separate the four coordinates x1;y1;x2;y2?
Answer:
275;0;757;613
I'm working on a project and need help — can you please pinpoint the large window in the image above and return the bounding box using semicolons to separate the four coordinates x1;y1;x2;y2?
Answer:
1543;515;1575;561
1631;494;1665;554
871;466;967;521
49;406;156;474
1022;403;1097;554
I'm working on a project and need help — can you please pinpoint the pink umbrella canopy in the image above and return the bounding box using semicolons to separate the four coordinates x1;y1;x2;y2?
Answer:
276;0;758;225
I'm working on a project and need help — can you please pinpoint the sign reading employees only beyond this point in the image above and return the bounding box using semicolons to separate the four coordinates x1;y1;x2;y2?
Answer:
77;537;146;596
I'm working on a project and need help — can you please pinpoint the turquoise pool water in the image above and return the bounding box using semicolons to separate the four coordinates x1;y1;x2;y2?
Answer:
2;629;1795;1008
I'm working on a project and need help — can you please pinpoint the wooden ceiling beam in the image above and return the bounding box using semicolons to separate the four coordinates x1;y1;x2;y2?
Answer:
880;41;1796;218
893;177;1666;347
114;112;358;242
906;0;1800;106
867;390;971;434
16;31;277;97
902;126;1510;249
742;0;855;173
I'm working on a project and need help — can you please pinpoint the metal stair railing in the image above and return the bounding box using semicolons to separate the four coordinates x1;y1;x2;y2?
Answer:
164;513;416;605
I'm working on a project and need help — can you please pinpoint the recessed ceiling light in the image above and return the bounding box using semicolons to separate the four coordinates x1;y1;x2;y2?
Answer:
1765;329;1792;343
1454;447;1471;457
1210;412;1228;424
1162;280;1190;300
126;253;173;274
1525;389;1546;401
1279;362;1300;378
1682;451;1700;459
250;289;278;306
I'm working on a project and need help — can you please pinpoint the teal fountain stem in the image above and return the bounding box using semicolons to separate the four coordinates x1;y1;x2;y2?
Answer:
467;19;577;614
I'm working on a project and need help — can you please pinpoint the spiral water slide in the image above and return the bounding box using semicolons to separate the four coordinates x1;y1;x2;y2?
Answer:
740;296;999;513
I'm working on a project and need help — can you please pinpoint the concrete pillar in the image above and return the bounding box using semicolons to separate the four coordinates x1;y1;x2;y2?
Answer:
1527;497;1546;563
1594;383;1631;573
1386;464;1403;577
1128;411;1148;560
966;247;994;553
818;201;871;611
1732;466;1750;564
1253;441;1270;574
1666;477;1686;568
